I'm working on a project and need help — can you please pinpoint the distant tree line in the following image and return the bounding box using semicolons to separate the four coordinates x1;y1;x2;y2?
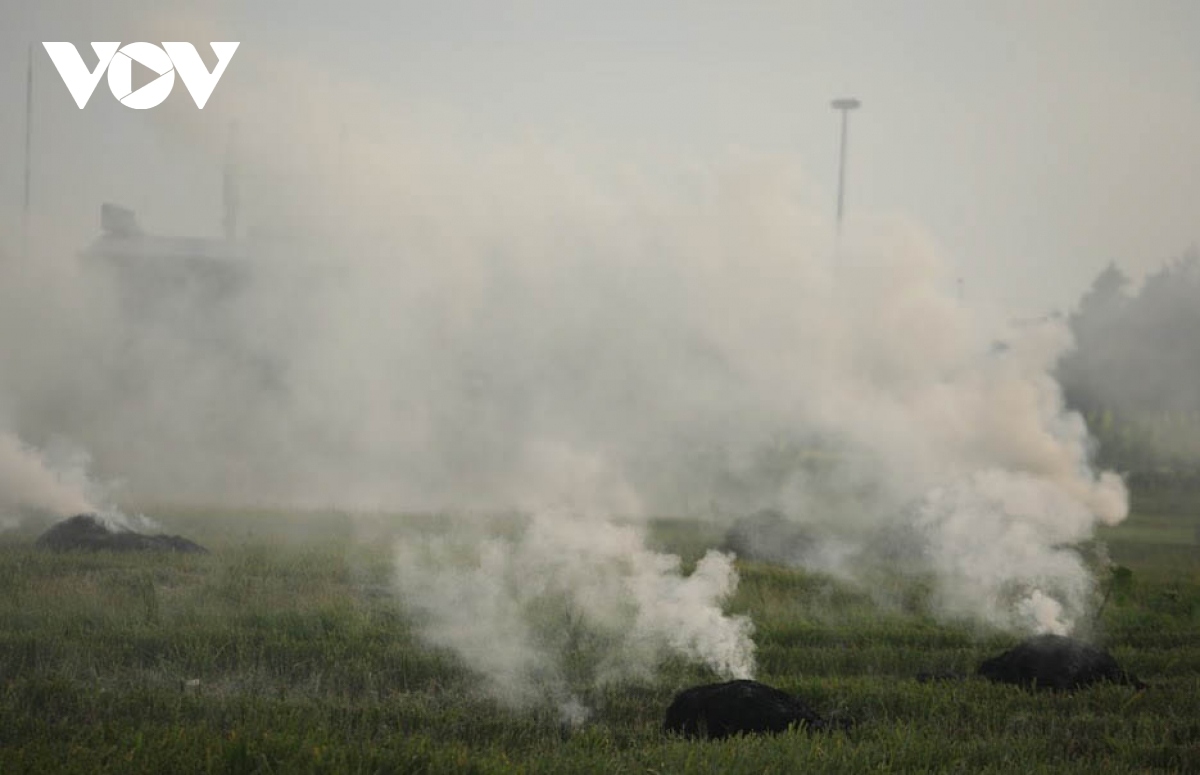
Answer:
1057;249;1200;477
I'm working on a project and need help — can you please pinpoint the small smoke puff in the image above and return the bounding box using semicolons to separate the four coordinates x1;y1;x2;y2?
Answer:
1086;471;1130;527
94;507;164;535
393;511;753;715
1017;590;1072;636
556;697;592;727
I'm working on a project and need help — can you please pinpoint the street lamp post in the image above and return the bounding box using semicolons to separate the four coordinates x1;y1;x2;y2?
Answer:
22;44;34;261
830;97;860;235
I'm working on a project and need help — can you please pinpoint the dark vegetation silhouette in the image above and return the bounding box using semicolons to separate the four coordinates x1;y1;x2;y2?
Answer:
1057;250;1200;479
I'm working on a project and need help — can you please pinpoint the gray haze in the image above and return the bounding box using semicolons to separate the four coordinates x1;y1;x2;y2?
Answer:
3;1;1199;311
1057;257;1200;469
0;1;1193;713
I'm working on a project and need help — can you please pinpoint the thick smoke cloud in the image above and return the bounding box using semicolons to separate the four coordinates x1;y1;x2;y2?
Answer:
0;47;1129;709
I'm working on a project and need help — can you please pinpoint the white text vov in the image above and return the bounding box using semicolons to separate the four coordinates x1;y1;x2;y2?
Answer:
42;42;239;109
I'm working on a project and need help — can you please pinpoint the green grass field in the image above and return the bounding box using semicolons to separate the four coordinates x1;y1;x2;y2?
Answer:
1;498;1198;774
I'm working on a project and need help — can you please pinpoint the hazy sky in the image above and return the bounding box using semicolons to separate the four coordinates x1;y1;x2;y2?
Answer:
1;1;1198;311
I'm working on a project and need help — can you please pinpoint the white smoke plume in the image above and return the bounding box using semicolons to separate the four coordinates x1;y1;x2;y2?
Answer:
0;431;95;522
395;510;753;721
391;445;755;719
0;35;1130;704
0;430;159;533
771;268;1130;635
912;468;1123;634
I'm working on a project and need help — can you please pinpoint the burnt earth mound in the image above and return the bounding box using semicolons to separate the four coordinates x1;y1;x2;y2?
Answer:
978;634;1144;691
36;514;208;554
664;679;849;740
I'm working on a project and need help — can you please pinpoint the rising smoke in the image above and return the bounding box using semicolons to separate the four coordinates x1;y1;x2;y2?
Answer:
0;426;160;534
0;431;93;524
0;46;1129;712
395;510;753;721
0;244;160;534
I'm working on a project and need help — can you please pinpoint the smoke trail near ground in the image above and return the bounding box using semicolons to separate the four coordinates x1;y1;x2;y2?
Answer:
912;468;1124;634
0;430;161;534
388;443;756;720
0;250;160;533
395;511;752;722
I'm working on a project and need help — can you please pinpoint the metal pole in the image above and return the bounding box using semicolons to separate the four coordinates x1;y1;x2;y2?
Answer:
830;98;860;236
22;43;34;261
836;109;849;228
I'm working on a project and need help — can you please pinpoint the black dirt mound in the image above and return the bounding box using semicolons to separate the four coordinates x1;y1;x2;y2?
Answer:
664;679;847;740
722;509;814;566
36;514;208;554
978;634;1144;691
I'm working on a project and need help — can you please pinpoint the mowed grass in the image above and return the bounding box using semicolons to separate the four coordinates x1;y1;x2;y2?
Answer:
1;501;1199;774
